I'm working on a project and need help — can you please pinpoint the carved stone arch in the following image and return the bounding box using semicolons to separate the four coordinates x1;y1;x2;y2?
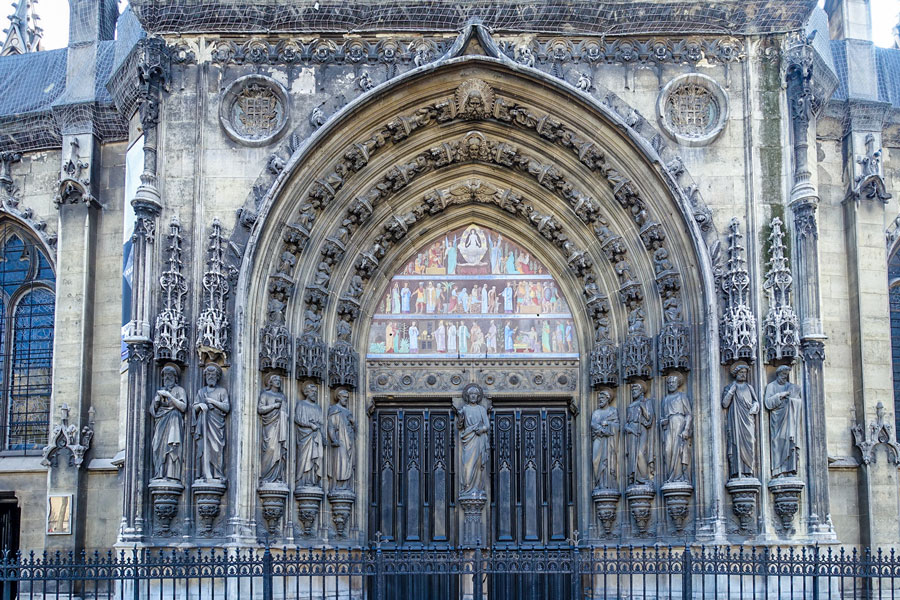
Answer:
229;56;724;544
0;206;57;268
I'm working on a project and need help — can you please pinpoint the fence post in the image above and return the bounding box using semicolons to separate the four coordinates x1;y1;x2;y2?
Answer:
811;545;820;600
681;545;692;600
132;548;140;600
374;541;385;600
262;545;273;600
473;546;483;600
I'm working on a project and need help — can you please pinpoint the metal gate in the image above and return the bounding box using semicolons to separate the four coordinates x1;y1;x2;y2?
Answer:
490;406;573;600
369;402;574;600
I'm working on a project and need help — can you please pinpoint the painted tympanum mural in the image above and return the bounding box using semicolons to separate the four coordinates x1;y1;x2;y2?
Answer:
367;224;577;358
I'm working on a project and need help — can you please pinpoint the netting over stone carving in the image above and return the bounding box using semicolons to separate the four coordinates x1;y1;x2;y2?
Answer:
368;223;577;359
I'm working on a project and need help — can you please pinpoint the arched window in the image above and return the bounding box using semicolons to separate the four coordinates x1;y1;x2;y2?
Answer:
890;248;900;434
0;223;55;451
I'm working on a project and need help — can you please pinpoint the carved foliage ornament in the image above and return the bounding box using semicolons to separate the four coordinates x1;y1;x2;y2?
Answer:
763;217;799;364
720;219;757;364
155;216;188;364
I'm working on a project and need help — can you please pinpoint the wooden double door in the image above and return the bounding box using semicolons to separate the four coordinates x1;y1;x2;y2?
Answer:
369;400;574;599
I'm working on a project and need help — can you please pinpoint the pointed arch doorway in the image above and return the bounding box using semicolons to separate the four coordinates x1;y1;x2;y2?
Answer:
366;223;577;600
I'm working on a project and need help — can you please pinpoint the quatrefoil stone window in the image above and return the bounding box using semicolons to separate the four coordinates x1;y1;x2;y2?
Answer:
657;74;728;147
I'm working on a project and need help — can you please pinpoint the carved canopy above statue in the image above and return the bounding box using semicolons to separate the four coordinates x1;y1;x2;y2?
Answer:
367;223;577;359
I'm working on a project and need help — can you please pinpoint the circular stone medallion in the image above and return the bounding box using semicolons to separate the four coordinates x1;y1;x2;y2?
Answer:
219;75;290;147
657;73;728;147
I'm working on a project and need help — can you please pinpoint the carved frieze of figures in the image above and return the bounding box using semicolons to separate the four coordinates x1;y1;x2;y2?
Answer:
295;382;324;487
328;388;356;492
456;384;491;499
155;217;188;364
722;362;759;479
150;365;187;481
197;219;232;362
258;374;289;485
763;217;799;364
624;382;654;486
193;363;230;481
591;390;619;491
660;374;692;483
720;219;757;365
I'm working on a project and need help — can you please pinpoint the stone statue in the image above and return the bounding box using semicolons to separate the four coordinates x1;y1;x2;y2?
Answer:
457;383;490;498
150;365;187;481
660;373;692;483
765;366;802;478
193;363;230;481
722;363;759;479
257;374;288;485
328;388;356;491
295;382;324;487
624;382;654;486
591;390;619;490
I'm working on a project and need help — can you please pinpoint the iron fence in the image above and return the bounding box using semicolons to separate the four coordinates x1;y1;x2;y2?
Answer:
2;544;900;600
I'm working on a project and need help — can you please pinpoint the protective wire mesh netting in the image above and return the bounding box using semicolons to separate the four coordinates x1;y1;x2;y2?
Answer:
0;4;144;152
129;0;817;36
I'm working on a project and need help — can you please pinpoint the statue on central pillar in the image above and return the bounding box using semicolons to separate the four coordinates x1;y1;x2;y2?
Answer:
722;362;759;479
457;383;490;498
193;363;230;481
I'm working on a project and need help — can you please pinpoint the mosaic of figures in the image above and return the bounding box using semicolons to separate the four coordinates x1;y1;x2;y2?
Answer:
368;224;577;358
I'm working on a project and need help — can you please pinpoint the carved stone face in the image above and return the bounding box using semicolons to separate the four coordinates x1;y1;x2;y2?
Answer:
204;365;220;386
268;375;282;391
776;370;789;384
631;383;643;399
303;383;318;402
735;367;748;382
337;389;349;406
597;392;611;408
162;369;176;388
666;375;680;392
465;386;481;405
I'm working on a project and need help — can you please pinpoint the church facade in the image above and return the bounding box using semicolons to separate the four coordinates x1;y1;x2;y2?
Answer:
2;0;900;564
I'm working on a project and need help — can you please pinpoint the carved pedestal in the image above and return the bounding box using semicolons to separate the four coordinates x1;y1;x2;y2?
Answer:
193;479;226;536
660;481;692;533
625;485;654;537
258;483;289;536
149;479;183;536
768;477;804;534
725;477;760;535
459;494;487;546
294;486;324;537
328;489;355;538
592;488;620;537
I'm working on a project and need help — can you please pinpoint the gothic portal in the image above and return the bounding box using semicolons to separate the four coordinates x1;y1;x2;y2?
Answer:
5;0;900;572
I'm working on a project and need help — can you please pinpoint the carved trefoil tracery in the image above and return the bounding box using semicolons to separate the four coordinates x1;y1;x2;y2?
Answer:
197;218;231;361
155;216;188;364
763;217;799;364
720;218;756;365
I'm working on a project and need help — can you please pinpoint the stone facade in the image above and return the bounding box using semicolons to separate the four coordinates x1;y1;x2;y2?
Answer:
0;0;899;560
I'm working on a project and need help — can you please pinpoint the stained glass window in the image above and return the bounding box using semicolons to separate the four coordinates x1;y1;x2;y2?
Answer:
0;224;55;451
368;224;576;359
890;249;900;435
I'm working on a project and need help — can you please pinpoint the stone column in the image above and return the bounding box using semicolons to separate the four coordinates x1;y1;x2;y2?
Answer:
119;38;169;543
784;37;835;540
